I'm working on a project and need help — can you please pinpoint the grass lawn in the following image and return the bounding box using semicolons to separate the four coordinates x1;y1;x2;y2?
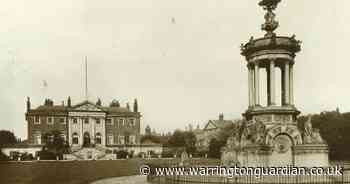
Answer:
0;159;141;184
0;158;216;184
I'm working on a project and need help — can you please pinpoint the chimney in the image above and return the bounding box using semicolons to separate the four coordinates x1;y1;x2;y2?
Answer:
219;113;224;121
67;96;71;107
96;98;102;106
26;97;31;111
133;98;138;112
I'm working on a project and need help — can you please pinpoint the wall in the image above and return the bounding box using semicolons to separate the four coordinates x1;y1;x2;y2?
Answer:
1;147;42;157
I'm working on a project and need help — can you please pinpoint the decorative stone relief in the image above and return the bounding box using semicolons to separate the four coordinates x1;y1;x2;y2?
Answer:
302;116;326;144
274;115;291;122
255;115;272;122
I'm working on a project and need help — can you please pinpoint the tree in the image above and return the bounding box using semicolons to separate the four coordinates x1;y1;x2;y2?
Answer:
183;131;197;154
141;135;161;144
0;130;17;161
165;130;197;155
0;130;17;147
166;130;186;147
208;138;225;158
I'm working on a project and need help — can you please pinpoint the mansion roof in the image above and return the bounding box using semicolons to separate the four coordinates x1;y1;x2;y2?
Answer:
26;100;140;116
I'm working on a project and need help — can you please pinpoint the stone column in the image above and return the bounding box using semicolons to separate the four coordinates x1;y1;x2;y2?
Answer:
252;66;256;106
254;63;260;106
284;62;290;105
267;67;271;105
281;67;285;105
102;119;106;146
91;117;95;145
80;118;83;146
248;65;253;107
68;117;72;145
247;64;252;107
289;64;294;105
269;60;276;105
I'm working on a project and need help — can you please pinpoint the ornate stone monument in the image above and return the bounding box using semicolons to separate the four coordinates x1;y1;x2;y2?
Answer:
222;0;329;167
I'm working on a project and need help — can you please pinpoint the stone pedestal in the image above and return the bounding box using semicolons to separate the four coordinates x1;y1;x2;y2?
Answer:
293;144;329;167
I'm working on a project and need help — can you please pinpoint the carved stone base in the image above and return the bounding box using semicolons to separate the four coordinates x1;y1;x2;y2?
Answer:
293;144;329;167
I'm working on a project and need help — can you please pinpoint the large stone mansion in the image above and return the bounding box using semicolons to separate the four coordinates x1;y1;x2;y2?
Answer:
25;97;141;148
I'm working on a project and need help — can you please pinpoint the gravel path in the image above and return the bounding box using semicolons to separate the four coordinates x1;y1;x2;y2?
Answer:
90;175;149;184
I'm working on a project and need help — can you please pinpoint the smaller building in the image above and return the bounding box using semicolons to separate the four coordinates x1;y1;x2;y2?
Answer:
195;114;236;152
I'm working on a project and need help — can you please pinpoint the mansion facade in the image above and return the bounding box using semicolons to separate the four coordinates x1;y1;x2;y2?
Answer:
25;97;141;148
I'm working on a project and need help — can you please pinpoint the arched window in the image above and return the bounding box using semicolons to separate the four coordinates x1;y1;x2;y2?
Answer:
72;132;79;144
95;132;102;144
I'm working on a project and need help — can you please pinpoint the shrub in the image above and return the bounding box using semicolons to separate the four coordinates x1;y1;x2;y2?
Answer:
21;153;34;161
0;151;9;161
137;152;146;158
115;150;128;159
39;150;56;160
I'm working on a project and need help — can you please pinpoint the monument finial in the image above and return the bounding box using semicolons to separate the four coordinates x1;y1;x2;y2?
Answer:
259;0;281;37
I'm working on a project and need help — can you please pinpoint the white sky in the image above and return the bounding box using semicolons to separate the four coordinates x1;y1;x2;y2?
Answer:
0;0;349;139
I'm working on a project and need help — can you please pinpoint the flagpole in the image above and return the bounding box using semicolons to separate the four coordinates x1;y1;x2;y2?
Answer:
85;56;88;101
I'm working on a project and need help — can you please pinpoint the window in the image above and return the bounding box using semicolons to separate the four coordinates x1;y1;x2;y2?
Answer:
129;135;136;145
73;118;78;124
119;118;124;126
60;117;65;124
118;135;125;145
84;118;89;124
95;133;102;144
72;132;79;144
47;117;53;125
96;118;101;124
34;133;41;144
106;118;113;125
61;134;66;142
108;135;114;145
48;135;54;143
129;119;135;126
34;116;40;125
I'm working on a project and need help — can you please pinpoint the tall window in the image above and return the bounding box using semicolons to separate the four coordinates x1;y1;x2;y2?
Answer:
48;135;54;143
72;132;79;144
84;118;89;124
95;133;102;144
34;116;40;124
61;134;66;142
60;117;65;124
47;117;53;125
73;118;78;124
119;118;124;126
129;135;136;144
106;118;113;125
108;135;114;145
129;119;135;126
96;118;101;124
118;135;125;145
34;133;41;144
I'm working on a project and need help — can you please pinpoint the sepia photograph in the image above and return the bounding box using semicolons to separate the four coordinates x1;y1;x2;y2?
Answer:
0;0;349;183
